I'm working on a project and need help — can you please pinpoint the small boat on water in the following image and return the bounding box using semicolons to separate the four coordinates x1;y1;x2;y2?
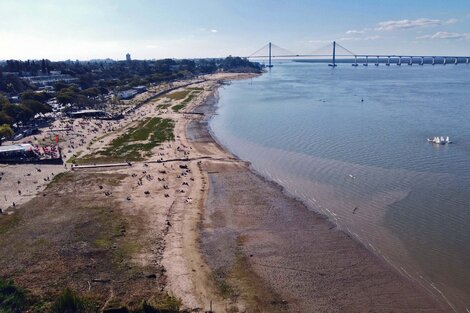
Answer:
427;136;452;145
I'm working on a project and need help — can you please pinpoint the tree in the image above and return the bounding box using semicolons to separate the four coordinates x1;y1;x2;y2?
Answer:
54;81;70;92
0;94;10;108
0;123;14;141
2;103;34;123
0;111;13;125
41;59;47;74
80;87;100;98
21;99;51;115
20;90;51;103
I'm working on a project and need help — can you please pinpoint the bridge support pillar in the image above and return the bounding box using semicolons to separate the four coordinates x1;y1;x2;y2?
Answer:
268;42;273;68
329;41;337;67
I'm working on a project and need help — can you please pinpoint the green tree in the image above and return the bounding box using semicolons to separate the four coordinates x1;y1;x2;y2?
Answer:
80;87;99;98
21;99;51;115
0;123;14;140
0;94;10;110
53;81;70;92
2;103;34;123
0;111;13;125
19;90;51;103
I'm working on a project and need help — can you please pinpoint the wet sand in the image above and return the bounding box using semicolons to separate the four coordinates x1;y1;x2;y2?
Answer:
190;78;452;312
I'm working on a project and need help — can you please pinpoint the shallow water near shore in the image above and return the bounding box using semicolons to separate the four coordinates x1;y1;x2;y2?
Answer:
210;62;470;311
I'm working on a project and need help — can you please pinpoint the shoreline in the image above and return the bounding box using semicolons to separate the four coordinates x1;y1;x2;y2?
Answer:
0;72;454;312
190;73;452;312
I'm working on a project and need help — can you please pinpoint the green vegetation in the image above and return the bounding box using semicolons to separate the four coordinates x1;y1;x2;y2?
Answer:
51;288;88;313
66;150;83;164
157;101;172;111
0;124;13;141
165;89;191;101
0;279;27;313
0;172;187;312
171;89;201;112
171;104;185;112
80;117;174;163
0;213;20;235
0;93;51;126
0;281;183;313
220;56;261;73
139;295;182;312
0;56;260;128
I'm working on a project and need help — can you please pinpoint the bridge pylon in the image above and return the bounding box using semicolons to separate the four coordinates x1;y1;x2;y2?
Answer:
329;41;337;67
267;42;273;68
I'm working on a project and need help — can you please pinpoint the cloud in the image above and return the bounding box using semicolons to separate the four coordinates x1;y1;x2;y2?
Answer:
210;29;218;33
346;29;365;35
337;35;381;42
417;31;470;40
445;18;458;24
376;18;442;31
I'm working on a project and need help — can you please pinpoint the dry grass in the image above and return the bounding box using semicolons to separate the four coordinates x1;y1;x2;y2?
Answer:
0;172;172;312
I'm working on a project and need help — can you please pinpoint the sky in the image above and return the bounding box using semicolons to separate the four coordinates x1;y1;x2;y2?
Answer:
1;0;470;61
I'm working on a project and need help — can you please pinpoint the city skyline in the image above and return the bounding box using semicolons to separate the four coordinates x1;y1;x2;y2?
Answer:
1;0;470;61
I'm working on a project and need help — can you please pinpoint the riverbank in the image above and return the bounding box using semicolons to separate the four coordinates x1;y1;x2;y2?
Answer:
190;75;452;312
0;72;452;312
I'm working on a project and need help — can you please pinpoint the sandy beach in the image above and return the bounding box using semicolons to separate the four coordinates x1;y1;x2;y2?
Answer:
0;72;452;312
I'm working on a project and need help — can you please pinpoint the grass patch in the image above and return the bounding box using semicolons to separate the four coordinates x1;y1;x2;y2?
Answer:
51;288;90;313
165;89;191;100
0;279;27;313
0;214;20;236
212;270;236;299
140;295;182;312
66;150;83;164
171;91;199;112
79;117;174;163
45;172;72;189
171;104;185;112
0;172;182;311
157;102;172;110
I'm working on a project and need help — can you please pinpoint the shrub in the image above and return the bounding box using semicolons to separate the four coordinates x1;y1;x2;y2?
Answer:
0;279;27;313
51;288;87;313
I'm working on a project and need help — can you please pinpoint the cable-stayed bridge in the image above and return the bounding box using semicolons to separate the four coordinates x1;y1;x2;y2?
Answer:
247;42;470;67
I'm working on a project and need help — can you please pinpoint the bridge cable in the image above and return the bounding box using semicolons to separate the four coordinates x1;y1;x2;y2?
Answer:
248;44;270;58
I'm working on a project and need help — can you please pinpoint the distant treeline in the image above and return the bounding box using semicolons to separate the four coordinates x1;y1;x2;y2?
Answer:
0;56;261;135
0;57;261;95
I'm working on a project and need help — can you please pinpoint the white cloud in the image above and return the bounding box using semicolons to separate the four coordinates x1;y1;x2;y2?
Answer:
445;18;458;24
346;29;365;35
417;31;470;40
337;35;381;42
376;18;442;31
210;29;218;33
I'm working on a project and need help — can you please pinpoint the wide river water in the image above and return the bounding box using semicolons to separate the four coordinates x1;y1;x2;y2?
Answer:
210;62;470;312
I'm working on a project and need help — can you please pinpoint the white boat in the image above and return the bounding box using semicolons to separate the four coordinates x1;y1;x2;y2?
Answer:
427;136;452;145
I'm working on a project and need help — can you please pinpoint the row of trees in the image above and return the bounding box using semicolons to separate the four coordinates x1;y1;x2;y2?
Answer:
0;93;51;126
0;56;262;135
0;57;261;95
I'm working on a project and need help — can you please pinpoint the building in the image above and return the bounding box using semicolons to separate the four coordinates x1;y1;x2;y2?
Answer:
0;143;62;164
116;86;147;100
68;109;107;118
126;53;131;62
22;72;78;87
